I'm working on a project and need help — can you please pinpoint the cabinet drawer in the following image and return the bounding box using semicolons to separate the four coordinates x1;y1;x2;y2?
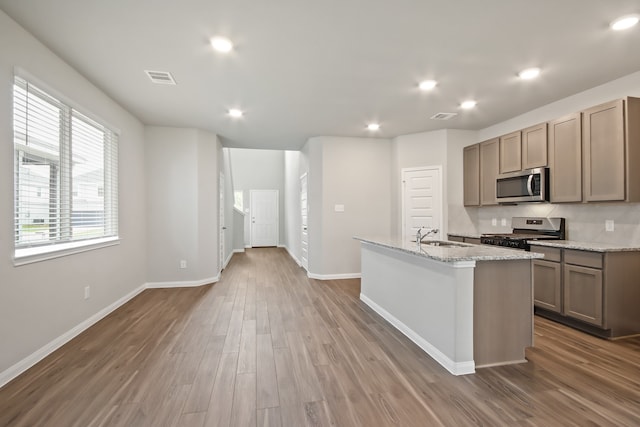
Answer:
448;235;464;243
465;237;481;245
564;249;603;269
530;245;561;262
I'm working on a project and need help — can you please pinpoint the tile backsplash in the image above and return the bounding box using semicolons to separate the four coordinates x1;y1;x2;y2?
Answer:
448;202;640;244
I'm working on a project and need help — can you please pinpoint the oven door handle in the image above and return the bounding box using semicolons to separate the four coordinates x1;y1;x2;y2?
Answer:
527;174;534;196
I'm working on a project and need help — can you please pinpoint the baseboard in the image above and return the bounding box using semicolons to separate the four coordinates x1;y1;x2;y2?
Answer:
0;283;147;389
307;272;361;280
359;293;475;376
145;275;220;289
224;251;234;268
282;245;301;267
233;248;245;253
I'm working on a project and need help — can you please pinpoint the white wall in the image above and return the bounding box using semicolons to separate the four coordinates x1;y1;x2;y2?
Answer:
221;148;237;263
451;70;640;243
229;148;286;246
0;11;146;378
145;127;220;284
304;136;392;277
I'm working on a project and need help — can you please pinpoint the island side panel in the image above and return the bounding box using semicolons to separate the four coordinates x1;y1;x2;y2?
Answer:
359;242;475;375
473;259;533;368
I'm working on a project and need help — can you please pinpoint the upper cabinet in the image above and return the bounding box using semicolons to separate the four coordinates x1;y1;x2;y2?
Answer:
499;131;522;173
522;123;548;169
582;97;640;202
463;144;480;206
548;113;582;203
480;138;499;206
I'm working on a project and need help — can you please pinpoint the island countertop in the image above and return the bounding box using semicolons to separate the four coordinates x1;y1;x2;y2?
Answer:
528;240;640;252
354;236;544;263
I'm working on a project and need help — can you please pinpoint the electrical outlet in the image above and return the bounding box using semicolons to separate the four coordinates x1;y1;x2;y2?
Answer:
180;260;187;269
501;218;507;227
84;286;90;300
605;220;614;232
491;218;497;227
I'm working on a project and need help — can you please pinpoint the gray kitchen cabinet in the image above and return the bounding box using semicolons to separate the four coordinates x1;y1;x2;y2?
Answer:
480;138;499;206
499;131;522;173
464;237;481;245
448;235;464;243
582;97;640;202
548;113;582;203
463;144;480;206
522;123;548;169
531;244;640;338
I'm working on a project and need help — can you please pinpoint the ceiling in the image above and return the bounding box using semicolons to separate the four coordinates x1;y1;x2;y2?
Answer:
1;0;639;150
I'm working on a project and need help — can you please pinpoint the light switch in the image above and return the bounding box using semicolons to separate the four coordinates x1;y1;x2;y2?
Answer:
491;218;497;226
605;220;614;232
334;204;345;212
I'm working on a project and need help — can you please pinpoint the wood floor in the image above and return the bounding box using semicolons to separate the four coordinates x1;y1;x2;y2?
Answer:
1;248;639;427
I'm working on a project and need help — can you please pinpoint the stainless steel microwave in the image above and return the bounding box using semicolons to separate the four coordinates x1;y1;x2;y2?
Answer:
496;167;549;203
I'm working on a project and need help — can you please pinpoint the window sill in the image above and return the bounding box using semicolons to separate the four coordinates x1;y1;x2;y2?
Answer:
14;237;120;266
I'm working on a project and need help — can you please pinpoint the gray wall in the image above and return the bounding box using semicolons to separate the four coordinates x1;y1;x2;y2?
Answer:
302;136;392;277
450;70;640;244
145;127;220;284
229;148;286;246
222;148;237;263
0;10;147;377
283;150;302;264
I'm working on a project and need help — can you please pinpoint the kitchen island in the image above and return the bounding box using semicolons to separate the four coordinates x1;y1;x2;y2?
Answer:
355;237;543;375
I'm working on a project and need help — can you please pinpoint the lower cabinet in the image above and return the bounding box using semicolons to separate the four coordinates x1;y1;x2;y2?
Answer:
533;260;562;313
531;245;640;338
563;264;603;326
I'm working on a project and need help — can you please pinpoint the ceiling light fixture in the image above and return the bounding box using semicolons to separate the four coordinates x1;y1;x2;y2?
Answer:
367;123;380;131
460;100;477;110
518;67;541;80
211;37;233;52
419;80;437;91
228;108;243;118
610;15;639;31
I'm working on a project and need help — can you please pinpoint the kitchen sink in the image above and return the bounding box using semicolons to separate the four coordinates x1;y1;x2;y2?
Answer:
421;240;467;247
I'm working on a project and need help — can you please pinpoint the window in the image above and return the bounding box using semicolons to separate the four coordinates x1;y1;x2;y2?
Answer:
13;75;118;259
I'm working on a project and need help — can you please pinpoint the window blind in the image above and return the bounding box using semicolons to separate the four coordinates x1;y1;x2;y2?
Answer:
13;75;118;252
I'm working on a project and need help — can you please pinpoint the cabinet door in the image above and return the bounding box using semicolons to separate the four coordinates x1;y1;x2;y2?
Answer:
549;113;582;202
583;99;625;202
522;123;548;169
563;264;603;326
480;138;499;206
463;144;480;206
533;260;562;313
499;131;522;173
464;237;481;245
448;235;464;242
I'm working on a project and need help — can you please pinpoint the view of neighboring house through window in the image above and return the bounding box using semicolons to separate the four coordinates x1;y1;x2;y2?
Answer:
13;75;118;256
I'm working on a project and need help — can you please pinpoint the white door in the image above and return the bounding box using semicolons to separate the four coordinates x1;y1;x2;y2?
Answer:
219;173;226;271
300;173;309;270
402;166;442;241
250;190;279;247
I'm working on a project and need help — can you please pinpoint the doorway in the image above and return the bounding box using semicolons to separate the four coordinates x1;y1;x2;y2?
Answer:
250;189;279;247
401;166;443;241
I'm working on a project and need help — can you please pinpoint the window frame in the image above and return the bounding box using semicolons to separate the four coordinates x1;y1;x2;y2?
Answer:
12;70;120;266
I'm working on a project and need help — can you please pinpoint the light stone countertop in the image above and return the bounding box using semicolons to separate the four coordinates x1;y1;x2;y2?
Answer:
528;240;640;252
447;232;482;239
354;236;543;263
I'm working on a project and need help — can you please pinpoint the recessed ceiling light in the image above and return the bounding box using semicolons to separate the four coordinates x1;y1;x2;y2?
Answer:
228;108;243;118
460;100;477;109
518;67;541;80
367;123;380;131
610;15;639;31
211;37;233;52
419;80;437;91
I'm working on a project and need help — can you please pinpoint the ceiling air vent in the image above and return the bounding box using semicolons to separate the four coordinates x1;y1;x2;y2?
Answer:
430;112;457;120
145;70;176;85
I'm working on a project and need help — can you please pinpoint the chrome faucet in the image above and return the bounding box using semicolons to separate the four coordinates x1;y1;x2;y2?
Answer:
416;227;439;248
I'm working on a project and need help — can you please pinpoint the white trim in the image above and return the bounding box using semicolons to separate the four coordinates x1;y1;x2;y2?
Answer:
233;248;245;253
0;283;146;389
14;237;120;266
360;293;475;376
245;245;252;249
145;275;220;289
282;245;301;266
223;250;233;268
307;272;362;280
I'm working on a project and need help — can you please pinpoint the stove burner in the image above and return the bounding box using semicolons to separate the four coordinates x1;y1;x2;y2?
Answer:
480;217;565;251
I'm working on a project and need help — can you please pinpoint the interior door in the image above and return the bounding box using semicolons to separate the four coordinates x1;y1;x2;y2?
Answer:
300;173;308;270
402;166;442;241
250;189;279;247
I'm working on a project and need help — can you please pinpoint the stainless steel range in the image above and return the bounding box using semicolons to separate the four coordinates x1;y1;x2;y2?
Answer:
481;217;565;251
